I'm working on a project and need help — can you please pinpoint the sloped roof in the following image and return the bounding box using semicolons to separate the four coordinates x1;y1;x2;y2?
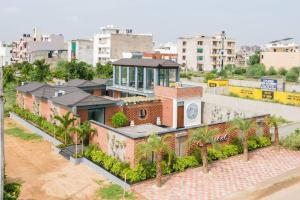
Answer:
51;90;116;107
64;79;104;88
16;82;46;93
31;85;82;99
112;58;180;68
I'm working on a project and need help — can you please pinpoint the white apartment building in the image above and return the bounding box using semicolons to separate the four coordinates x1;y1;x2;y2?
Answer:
260;38;300;69
93;25;153;66
177;31;236;71
11;28;67;67
154;42;177;54
0;41;12;66
68;39;93;65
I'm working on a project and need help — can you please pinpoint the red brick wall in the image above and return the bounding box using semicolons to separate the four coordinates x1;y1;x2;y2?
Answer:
24;94;34;112
40;99;51;121
105;106;123;126
93;89;101;96
154;85;203;99
90;123;109;153
77;109;89;123
123;101;162;126
160;97;173;127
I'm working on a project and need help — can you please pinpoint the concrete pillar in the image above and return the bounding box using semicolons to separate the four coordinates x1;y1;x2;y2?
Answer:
118;66;121;86
143;68;147;91
126;67;129;87
176;68;180;82
135;67;138;90
113;65;115;85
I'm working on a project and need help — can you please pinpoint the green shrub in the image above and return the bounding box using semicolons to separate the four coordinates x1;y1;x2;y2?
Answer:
278;68;288;76
111;112;128;128
4;181;21;200
221;145;239;158
173;156;199;172
204;73;217;83
267;67;277;76
233;67;246;75
208;148;223;161
281;129;300;150
286;68;299;82
257;136;271;147
247;138;258;151
161;160;173;175
246;64;266;79
230;137;243;153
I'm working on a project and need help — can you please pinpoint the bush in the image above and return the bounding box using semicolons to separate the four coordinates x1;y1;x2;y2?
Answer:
208;148;223;161
267;67;277;76
257;136;271;147
246;64;266;78
233;67;246;75
281;129;300;150
221;145;239;158
4;181;21;200
247;137;258;151
173;156;199;172
278;68;288;76
204;73;217;83
111;112;128;128
230;137;243;153
286;68;299;82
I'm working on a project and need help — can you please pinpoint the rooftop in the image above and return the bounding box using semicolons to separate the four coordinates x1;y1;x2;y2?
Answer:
117;123;171;138
112;58;180;68
64;79;106;88
16;82;46;93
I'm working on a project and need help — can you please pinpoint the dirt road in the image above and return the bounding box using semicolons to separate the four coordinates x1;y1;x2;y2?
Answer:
5;118;108;200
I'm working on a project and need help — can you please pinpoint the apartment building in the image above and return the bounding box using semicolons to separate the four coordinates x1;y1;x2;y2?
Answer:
144;42;178;61
93;25;153;66
11;28;67;67
260;39;300;69
0;41;12;66
236;45;261;66
177;31;236;71
68;39;93;65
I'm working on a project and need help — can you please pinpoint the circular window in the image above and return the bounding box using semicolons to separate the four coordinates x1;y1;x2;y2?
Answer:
139;109;147;119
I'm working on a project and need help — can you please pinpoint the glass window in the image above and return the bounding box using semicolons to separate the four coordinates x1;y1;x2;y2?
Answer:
146;68;154;90
88;108;105;124
114;66;119;85
137;67;144;90
139;109;147;119
197;56;203;61
121;66;127;86
129;67;136;88
197;48;203;53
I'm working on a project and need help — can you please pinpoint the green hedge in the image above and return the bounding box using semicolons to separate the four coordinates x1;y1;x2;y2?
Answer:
281;129;300;150
11;105;64;142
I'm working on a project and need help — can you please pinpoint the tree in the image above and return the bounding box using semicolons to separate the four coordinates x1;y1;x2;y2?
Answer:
187;126;219;173
3;65;16;87
267;115;286;149
230;118;257;161
111;112;128;128
54;112;76;145
51;60;95;81
31;59;51;82
96;63;113;78
73;121;97;155
267;66;277;76
246;63;266;79
278;68;288;76
136;134;173;187
18;61;34;82
248;51;260;65
286;67;300;82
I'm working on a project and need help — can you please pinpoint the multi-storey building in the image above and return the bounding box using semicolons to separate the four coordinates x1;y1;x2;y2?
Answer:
236;45;261;66
260;38;300;69
177;31;236;71
93;25;153;66
144;42;178;61
11;28;67;67
0;41;12;66
68;39;93;65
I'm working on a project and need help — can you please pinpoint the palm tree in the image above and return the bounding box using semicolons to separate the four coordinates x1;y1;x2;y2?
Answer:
136;134;173;187
54;112;76;145
230;117;257;161
267;115;286;149
187;126;219;174
73;121;97;155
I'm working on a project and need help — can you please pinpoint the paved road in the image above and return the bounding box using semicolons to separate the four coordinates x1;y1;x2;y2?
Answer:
263;182;300;200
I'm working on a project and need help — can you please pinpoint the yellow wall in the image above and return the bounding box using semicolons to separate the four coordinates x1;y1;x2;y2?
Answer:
229;86;300;106
208;80;229;87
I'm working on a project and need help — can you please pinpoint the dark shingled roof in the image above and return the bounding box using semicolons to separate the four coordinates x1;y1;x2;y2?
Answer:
51;90;116;107
64;79;105;88
31;85;82;99
112;58;180;68
16;82;46;93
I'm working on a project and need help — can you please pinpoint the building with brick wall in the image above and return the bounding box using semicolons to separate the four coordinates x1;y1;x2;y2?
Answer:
15;58;270;168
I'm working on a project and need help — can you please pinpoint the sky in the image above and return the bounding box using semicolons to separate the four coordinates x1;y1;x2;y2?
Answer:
0;0;299;46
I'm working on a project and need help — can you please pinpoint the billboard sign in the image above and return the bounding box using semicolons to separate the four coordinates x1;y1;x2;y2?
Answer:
261;78;277;91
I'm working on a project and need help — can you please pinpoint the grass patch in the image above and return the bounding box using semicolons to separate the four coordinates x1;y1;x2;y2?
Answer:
5;128;42;141
97;184;135;200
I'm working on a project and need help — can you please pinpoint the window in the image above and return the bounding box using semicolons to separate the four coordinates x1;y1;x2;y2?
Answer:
197;56;203;61
146;68;154;90
129;67;136;88
182;56;186;60
121;67;127;86
88;108;105;124
197;48;203;53
182;48;186;53
182;41;186;46
137;67;144;90
139;109;147;119
197;41;203;45
197;64;203;71
261;55;264;59
114;66;120;85
176;136;187;157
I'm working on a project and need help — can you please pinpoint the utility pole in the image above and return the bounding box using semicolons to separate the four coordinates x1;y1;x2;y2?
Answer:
220;31;226;71
0;55;4;200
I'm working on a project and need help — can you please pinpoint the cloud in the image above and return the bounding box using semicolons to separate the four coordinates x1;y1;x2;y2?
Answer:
2;6;21;14
65;15;80;23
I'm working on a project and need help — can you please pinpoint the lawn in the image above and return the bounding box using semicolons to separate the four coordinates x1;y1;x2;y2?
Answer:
96;184;135;200
5;127;42;141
